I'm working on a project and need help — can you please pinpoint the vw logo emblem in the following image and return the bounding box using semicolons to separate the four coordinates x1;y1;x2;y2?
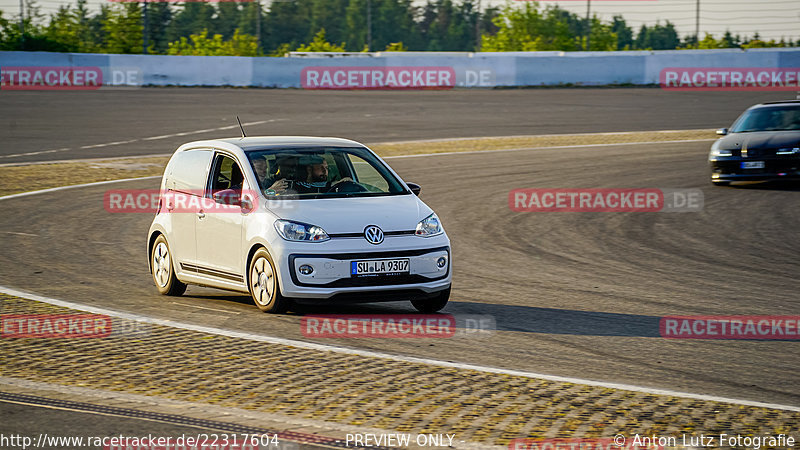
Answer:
364;225;384;245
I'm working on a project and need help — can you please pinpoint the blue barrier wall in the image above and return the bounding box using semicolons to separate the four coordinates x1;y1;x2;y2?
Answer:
1;48;798;88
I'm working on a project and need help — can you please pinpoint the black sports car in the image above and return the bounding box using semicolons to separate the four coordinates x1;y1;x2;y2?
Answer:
709;100;800;185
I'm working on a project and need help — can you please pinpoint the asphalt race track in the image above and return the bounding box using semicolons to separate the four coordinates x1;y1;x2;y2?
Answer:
0;89;798;413
0;88;792;164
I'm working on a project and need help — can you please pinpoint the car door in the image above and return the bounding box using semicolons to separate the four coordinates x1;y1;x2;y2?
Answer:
194;152;246;285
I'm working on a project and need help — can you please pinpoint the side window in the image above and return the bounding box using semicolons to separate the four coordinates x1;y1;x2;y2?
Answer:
169;149;213;194
209;154;244;203
789;109;800;130
322;153;340;181
347;154;389;192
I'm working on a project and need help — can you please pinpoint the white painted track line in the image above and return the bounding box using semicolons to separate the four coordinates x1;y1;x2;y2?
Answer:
0;120;275;160
0;176;161;201
0;286;797;413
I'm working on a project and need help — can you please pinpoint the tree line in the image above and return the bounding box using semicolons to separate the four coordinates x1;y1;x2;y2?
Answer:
0;0;795;56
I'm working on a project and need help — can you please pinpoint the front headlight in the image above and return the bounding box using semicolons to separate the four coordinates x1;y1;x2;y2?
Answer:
709;140;733;158
710;146;733;157
415;213;443;237
274;220;330;242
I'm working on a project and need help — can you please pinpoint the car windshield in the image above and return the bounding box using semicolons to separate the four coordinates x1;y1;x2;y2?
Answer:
730;105;800;133
246;146;409;199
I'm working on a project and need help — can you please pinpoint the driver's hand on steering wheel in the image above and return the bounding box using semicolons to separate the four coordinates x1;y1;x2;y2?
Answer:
332;177;353;186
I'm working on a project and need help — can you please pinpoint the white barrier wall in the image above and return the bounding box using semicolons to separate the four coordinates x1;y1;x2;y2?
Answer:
1;48;798;88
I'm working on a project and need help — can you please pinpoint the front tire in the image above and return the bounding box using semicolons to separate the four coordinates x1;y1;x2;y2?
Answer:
151;235;187;296
711;180;730;186
249;248;288;313
411;287;450;313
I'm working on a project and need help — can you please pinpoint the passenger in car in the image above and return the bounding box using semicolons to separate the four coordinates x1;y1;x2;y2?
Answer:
252;157;269;188
265;155;300;194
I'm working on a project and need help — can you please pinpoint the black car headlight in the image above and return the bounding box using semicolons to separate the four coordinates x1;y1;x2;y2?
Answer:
710;143;733;157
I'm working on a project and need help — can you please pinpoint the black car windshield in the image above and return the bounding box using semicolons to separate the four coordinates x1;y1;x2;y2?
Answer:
246;146;409;199
730;105;800;133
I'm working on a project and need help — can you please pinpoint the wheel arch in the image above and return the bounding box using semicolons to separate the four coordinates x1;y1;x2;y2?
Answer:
147;230;164;272
246;243;277;290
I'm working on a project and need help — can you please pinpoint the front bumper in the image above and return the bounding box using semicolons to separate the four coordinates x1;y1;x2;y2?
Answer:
709;157;800;182
271;234;452;300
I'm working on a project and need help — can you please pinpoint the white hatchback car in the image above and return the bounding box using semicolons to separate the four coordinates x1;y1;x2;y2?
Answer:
148;137;451;313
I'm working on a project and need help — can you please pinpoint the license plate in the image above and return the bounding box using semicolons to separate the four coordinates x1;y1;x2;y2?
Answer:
351;259;409;276
741;161;765;169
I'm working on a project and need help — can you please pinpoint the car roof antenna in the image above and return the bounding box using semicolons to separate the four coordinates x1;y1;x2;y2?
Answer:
236;116;247;138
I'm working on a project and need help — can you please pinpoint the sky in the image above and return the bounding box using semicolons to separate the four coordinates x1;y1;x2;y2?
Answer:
1;0;798;43
532;0;800;42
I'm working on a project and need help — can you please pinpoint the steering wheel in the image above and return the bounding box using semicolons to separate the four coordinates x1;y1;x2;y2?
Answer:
328;180;367;194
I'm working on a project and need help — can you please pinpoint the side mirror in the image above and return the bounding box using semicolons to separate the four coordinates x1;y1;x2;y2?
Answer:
213;189;241;206
716;128;728;136
240;195;254;213
407;182;421;196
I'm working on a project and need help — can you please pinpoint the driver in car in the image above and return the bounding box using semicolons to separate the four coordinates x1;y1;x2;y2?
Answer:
294;156;353;194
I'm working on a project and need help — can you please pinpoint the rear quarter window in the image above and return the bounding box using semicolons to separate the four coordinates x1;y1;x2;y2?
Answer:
167;149;213;193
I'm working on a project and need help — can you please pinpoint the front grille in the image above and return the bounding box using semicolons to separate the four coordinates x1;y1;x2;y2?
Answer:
312;273;435;288
711;158;800;176
296;288;441;304
329;230;416;239
743;148;778;158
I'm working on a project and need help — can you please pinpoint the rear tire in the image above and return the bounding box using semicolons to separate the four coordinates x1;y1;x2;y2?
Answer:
151;235;187;296
411;287;450;313
249;248;288;313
